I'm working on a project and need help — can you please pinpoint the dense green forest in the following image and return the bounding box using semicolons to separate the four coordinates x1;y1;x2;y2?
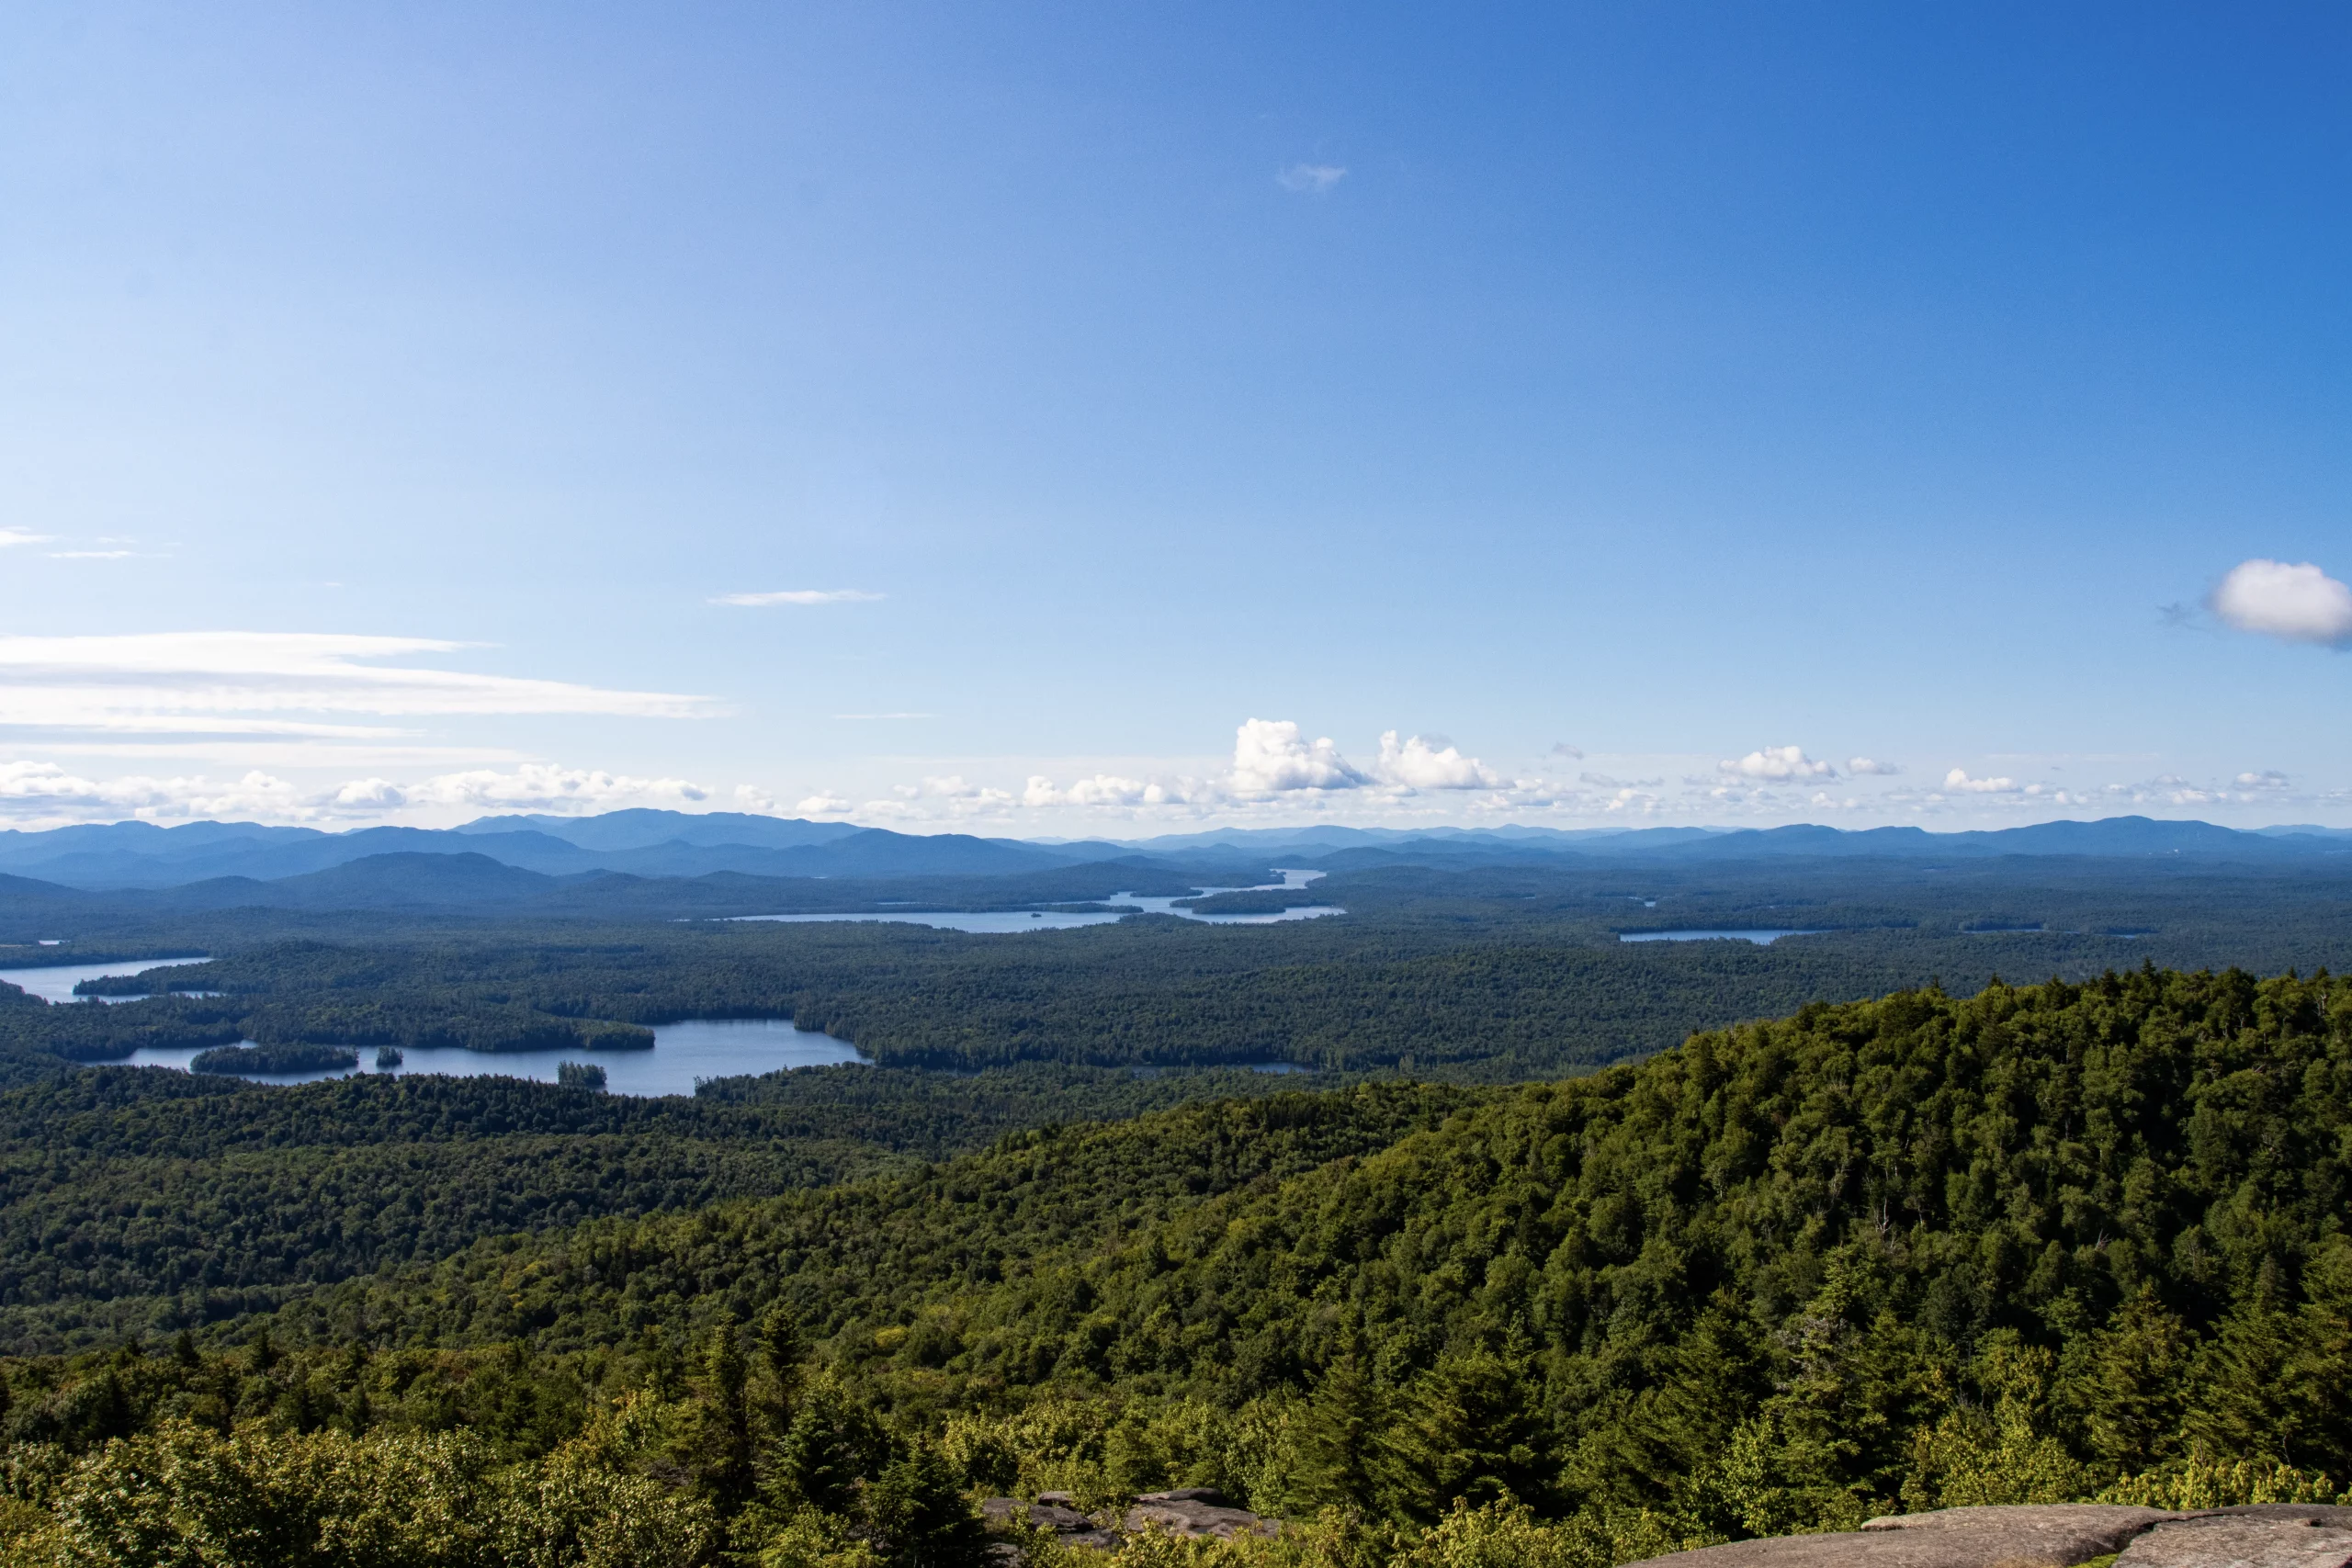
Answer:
7;854;2352;1086
3;965;2346;1564
0;1063;1316;1353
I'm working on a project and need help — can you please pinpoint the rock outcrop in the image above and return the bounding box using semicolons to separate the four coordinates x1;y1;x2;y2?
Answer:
981;1488;1279;1552
1124;1488;1283;1541
2114;1506;2352;1568
1628;1504;2352;1568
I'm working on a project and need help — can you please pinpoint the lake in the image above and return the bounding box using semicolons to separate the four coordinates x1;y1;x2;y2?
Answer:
96;1018;866;1096
0;956;214;1003
730;869;1343;931
1619;929;1825;945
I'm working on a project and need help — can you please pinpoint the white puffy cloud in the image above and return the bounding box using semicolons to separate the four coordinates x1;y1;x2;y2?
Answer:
2234;770;2290;791
1374;731;1503;791
1943;768;2020;794
1848;757;1901;776
2210;558;2352;647
331;777;407;809
0;761;313;824
797;794;852;816
390;765;714;814
894;775;1014;809
1023;774;1190;808
1723;746;1838;781
710;590;884;607
1277;164;1346;193
0;632;718;734
1227;719;1369;795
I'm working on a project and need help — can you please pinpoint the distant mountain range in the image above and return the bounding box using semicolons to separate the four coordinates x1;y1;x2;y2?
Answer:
0;817;1136;889
0;811;2342;919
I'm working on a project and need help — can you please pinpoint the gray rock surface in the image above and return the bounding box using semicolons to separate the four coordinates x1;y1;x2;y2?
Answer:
1124;1488;1281;1541
979;1496;1123;1551
2115;1512;2352;1568
1634;1505;2186;1568
982;1488;1279;1552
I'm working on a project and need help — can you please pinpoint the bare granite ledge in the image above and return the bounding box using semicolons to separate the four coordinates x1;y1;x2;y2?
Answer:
1629;1505;2352;1568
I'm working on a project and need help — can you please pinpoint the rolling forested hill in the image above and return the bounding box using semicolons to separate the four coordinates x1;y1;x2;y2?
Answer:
0;1062;1317;1352
3;964;2346;1565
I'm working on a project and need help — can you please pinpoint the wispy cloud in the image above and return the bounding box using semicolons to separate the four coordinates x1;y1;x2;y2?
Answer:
1277;164;1347;194
0;632;719;735
2210;558;2352;647
0;528;54;548
711;589;884;606
834;712;935;720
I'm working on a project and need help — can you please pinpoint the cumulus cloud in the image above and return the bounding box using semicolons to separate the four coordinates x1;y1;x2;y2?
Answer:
1942;768;2020;794
710;590;884;607
330;777;407;809
0;632;718;735
0;761;313;824
1722;746;1838;781
1227;719;1368;795
0;528;51;548
1277;164;1346;193
2234;770;2290;791
1847;757;1901;776
896;775;1015;807
797;794;852;815
1023;773;1190;808
2210;558;2352;647
1374;731;1502;791
375;765;717;815
1548;742;1584;760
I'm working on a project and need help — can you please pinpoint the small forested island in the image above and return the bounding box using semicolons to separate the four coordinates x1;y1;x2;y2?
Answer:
0;965;2343;1565
557;1058;608;1089
187;1042;361;1075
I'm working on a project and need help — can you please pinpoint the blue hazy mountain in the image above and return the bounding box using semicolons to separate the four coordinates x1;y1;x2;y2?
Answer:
451;810;866;852
0;810;2341;896
0;815;1101;889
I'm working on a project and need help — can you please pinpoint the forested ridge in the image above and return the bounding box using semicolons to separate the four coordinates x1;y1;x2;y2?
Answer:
2;964;2346;1565
0;1063;1318;1352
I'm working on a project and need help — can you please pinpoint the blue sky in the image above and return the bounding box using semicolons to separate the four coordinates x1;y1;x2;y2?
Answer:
3;3;2349;833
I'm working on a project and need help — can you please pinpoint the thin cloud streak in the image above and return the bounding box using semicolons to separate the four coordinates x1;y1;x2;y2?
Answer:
712;590;884;606
0;632;722;732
